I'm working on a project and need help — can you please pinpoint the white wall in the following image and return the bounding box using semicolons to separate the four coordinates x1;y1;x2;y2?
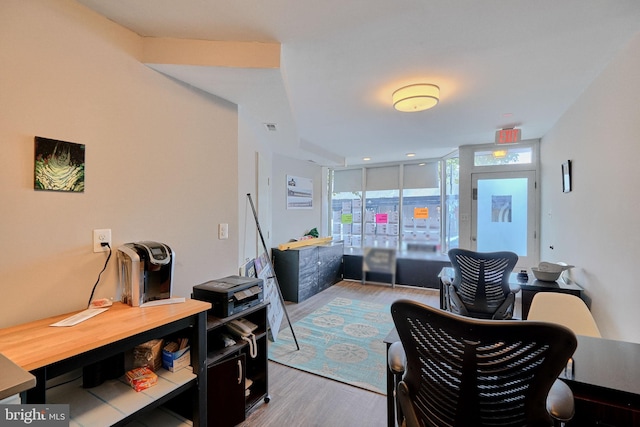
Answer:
237;107;274;264
0;0;240;327
540;31;640;343
271;154;324;248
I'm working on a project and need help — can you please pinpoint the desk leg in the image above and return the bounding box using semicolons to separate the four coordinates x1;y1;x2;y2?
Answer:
192;311;207;427
25;367;46;403
386;342;395;427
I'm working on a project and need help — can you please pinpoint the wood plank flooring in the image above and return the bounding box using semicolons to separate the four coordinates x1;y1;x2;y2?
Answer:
239;280;439;427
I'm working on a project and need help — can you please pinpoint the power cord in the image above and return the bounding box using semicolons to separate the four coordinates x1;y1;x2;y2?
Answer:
87;242;112;308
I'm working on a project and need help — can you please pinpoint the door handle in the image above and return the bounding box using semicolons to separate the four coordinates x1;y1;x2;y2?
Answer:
237;359;242;385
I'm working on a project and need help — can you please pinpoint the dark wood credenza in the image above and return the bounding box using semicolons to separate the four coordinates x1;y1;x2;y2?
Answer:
272;242;343;303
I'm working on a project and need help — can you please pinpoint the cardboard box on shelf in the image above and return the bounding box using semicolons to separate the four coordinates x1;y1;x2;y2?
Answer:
162;339;190;372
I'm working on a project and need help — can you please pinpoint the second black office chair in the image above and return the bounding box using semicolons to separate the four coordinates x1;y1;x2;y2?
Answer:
390;299;577;427
445;248;519;319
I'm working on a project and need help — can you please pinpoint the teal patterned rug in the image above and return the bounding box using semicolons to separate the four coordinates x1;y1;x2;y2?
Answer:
269;297;394;394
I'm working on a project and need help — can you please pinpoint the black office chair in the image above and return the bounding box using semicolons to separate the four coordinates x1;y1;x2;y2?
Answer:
445;248;519;319
389;299;577;427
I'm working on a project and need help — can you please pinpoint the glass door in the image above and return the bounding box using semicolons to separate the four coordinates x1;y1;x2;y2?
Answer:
471;171;537;266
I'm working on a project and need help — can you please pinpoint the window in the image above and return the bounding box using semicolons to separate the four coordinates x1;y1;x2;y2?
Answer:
364;166;400;248
401;163;440;252
331;169;363;248
330;156;459;254
474;146;533;166
443;156;459;253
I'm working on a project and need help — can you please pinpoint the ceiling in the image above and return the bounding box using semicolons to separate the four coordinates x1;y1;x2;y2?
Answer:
76;0;640;167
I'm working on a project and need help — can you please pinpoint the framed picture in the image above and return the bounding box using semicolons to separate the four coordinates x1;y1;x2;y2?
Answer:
562;160;572;193
34;137;85;192
286;175;313;209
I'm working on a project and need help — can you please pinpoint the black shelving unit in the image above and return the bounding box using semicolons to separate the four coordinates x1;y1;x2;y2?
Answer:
202;302;270;427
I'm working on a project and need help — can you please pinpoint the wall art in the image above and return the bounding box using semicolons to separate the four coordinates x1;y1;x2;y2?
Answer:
34;136;85;192
286;175;313;209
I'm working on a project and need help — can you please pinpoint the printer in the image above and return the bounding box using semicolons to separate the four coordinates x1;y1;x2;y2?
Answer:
193;275;264;318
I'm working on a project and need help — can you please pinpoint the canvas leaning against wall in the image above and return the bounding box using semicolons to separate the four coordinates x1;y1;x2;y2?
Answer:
34;137;85;192
286;175;312;209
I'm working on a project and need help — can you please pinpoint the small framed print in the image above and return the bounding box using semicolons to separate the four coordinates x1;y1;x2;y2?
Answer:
34;137;85;192
286;175;313;209
562;160;572;193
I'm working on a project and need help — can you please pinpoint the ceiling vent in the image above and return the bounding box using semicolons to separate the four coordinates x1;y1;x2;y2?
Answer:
264;123;277;132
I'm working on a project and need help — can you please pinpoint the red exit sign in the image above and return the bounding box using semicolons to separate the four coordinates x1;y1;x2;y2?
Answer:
495;128;521;144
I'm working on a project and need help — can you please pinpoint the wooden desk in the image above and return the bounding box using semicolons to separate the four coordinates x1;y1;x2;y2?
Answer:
438;267;583;319
0;352;35;400
0;299;210;426
384;331;640;427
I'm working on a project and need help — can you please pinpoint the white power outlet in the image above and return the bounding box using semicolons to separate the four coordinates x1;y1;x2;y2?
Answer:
218;223;229;240
93;229;112;253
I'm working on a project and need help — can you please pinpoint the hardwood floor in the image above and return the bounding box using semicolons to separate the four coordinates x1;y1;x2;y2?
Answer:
239;280;439;427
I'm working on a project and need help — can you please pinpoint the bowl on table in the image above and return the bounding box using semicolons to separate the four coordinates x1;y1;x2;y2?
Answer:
531;262;574;282
531;268;562;282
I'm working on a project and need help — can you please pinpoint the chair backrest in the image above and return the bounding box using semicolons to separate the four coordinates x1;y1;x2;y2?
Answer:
448;248;518;317
391;299;577;427
528;292;601;337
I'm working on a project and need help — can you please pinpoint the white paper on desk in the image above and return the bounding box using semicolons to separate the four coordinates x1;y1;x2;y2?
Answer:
50;308;109;327
139;297;186;308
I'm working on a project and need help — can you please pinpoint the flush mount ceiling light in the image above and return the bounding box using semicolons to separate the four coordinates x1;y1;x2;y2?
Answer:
392;84;440;112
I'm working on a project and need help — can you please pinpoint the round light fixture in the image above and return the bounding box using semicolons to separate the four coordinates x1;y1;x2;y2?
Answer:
392;84;440;112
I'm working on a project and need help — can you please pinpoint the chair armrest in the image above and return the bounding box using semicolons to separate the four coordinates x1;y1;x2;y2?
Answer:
388;341;406;375
546;379;575;422
441;275;453;286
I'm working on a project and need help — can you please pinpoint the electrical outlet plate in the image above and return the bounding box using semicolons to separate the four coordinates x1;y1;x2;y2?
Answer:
218;223;229;240
93;229;112;253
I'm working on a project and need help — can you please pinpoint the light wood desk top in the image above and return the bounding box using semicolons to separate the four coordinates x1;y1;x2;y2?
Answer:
0;352;36;400
0;299;211;372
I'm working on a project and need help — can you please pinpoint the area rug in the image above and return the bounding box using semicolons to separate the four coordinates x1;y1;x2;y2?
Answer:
268;297;394;394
